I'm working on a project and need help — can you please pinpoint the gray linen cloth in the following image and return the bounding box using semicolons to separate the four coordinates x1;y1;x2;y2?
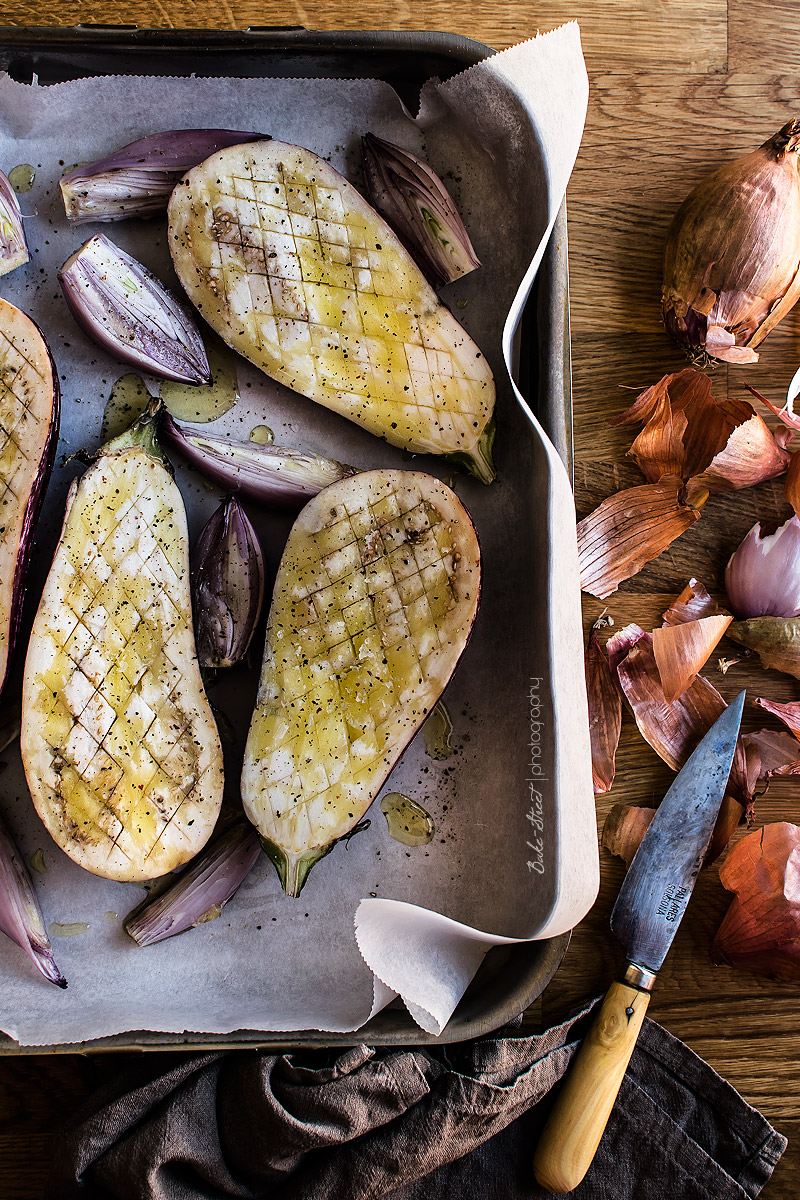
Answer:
48;998;786;1199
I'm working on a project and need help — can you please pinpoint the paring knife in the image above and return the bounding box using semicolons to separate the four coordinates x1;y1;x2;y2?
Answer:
533;690;745;1194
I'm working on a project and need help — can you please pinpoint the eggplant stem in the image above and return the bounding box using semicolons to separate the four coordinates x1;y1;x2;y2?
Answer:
104;398;170;468
448;420;496;484
258;834;332;897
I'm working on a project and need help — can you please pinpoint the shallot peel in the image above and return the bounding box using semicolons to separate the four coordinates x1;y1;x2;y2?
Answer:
663;119;800;363
711;822;800;981
585;628;622;794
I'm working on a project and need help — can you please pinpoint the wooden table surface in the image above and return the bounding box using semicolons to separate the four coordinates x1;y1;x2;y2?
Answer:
1;0;800;1196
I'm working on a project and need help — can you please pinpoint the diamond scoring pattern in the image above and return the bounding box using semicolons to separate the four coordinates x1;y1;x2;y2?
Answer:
175;146;493;457
247;474;473;855
31;453;215;873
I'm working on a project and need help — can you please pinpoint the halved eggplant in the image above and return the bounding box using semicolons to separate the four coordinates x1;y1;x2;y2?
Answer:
0;299;60;697
21;405;224;882
167;141;496;482
241;468;480;895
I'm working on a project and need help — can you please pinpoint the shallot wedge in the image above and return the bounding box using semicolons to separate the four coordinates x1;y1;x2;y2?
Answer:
21;404;223;882
59;129;266;223
711;822;800;981
161;412;354;507
0;170;29;276
0;810;66;987
168;141;496;481
125;820;262;946
0;299;60;697
242;469;480;896
613;369;789;490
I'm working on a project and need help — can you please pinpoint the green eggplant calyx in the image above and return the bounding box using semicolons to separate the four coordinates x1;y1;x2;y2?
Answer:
103;397;170;469
258;834;333;898
448;419;496;484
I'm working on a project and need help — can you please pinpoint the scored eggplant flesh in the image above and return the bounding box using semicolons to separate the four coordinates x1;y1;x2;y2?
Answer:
241;468;481;896
168;141;496;481
21;409;224;882
0;299;60;698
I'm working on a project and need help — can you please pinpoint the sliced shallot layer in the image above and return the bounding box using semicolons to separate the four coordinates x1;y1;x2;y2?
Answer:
710;822;800;981
577;477;706;599
585;628;622;794
725;515;800;618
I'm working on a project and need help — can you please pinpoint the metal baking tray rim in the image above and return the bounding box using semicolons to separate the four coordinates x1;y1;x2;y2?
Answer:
0;24;574;1051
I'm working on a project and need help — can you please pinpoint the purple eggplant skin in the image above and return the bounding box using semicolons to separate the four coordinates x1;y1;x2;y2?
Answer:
0;301;60;699
59;129;269;223
0;809;66;987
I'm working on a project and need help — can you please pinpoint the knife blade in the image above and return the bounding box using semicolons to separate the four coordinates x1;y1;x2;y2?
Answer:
533;690;745;1194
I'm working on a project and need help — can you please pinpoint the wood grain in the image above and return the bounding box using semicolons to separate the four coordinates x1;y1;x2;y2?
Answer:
0;1;798;1197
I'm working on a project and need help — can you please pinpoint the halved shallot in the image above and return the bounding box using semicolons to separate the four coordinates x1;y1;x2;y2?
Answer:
0;810;66;987
59;129;266;223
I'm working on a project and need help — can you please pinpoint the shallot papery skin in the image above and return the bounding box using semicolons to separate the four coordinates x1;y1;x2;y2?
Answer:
585;629;622;794
663;119;800;364
608;623;749;856
725;515;800;618
614;369;790;490
711;822;800;981
192;496;265;669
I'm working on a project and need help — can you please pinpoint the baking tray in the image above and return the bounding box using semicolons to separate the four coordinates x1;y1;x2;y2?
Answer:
0;26;574;1052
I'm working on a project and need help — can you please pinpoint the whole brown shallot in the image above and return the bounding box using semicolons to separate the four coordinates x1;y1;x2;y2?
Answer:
663;119;800;363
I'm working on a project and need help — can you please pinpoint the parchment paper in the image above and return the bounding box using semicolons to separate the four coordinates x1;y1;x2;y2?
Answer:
0;23;596;1044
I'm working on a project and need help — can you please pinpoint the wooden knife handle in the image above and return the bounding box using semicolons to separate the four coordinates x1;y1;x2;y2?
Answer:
532;981;650;1194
